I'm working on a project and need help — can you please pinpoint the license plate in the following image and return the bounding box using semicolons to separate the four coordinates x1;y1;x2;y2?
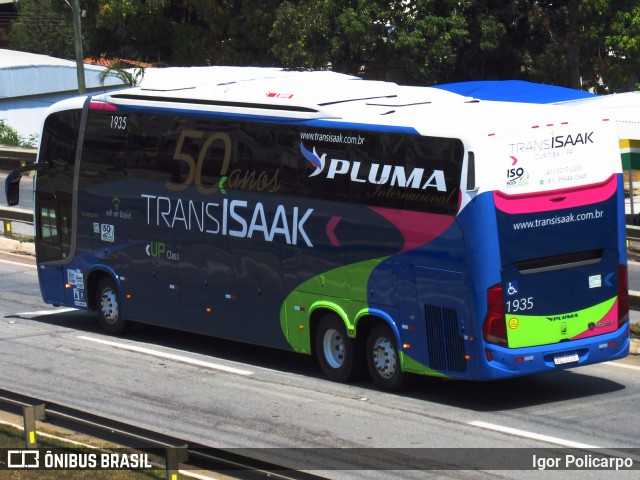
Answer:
554;353;579;366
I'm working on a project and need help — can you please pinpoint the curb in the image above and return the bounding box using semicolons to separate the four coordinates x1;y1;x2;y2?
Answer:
0;237;35;256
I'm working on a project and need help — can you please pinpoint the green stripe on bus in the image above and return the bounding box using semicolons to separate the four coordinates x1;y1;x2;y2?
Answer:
505;297;616;348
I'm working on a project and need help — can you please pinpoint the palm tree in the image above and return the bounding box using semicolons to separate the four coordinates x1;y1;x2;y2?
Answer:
98;61;145;87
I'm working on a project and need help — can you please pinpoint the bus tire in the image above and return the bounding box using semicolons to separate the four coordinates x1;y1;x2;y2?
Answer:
96;277;130;334
315;314;362;383
366;324;407;390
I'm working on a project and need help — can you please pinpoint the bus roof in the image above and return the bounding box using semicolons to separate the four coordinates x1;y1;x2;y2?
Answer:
84;68;613;144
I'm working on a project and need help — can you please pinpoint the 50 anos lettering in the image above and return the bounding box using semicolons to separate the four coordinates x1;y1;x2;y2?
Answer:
167;130;231;195
167;130;280;195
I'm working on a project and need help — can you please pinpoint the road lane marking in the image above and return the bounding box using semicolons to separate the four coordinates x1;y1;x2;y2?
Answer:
16;308;77;317
604;361;640;372
469;421;599;448
77;335;255;376
0;258;37;269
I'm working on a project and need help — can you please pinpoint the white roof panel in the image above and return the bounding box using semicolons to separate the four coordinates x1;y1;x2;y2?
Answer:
0;48;124;98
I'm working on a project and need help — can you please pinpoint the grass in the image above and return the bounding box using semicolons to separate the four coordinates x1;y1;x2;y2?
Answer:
0;423;166;480
9;233;34;243
631;322;640;339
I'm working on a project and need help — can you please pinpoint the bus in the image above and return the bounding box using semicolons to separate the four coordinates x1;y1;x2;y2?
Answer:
5;69;630;390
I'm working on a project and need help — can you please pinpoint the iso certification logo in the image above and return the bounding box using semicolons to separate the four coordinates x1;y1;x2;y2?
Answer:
7;450;40;468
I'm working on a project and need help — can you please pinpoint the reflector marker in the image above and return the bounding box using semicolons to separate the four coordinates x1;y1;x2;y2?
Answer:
514;355;534;363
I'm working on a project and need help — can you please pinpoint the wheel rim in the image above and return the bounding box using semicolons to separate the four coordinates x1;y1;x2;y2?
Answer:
99;287;119;325
322;328;346;369
372;337;397;379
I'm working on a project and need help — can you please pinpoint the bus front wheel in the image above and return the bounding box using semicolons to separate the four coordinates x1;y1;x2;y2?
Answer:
96;277;130;334
366;324;406;390
315;314;362;382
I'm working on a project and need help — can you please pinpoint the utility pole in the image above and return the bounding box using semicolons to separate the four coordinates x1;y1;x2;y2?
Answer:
70;0;86;94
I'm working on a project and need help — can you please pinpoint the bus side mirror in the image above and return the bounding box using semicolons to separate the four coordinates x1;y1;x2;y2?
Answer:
5;172;21;206
4;161;52;206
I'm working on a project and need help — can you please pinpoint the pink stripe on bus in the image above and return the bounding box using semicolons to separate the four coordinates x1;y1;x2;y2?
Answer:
494;174;617;215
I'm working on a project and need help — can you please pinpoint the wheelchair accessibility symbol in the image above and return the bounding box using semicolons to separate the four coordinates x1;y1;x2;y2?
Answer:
507;281;519;296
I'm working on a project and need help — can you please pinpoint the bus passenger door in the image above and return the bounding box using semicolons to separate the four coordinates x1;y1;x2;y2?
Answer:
36;192;72;306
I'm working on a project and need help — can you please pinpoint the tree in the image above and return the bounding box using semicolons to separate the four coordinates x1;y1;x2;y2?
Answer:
86;0;280;66
269;0;337;71
597;0;640;92
9;0;75;59
0;119;21;146
98;62;146;86
269;0;469;84
0;119;37;148
388;0;469;84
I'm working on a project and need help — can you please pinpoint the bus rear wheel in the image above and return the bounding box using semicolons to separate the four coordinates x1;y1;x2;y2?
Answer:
366;324;407;390
315;314;362;382
96;277;130;334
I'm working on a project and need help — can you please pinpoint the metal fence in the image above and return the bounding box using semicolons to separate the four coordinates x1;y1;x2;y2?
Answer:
0;388;319;479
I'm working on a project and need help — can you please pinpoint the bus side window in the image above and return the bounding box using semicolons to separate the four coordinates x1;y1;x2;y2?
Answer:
466;151;476;191
39;206;58;243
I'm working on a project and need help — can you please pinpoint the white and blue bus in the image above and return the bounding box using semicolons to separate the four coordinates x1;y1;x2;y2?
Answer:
5;70;629;389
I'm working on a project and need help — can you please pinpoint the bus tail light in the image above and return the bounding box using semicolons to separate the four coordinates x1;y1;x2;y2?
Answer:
618;264;629;327
483;284;508;347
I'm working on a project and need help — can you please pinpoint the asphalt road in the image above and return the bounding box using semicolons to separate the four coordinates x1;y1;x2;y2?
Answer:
0;253;639;479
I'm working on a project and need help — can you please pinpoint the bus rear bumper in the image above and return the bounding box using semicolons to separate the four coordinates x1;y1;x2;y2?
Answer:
476;324;630;380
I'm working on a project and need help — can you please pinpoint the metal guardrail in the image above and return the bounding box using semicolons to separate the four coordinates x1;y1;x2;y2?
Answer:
0;205;32;238
627;225;640;241
0;145;37;171
0;388;322;480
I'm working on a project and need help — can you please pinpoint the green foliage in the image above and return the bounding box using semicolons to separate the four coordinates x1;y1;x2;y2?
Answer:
9;0;75;59
87;0;280;66
9;0;640;92
389;0;470;84
0;119;21;146
98;63;146;87
0;119;37;148
270;0;335;70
